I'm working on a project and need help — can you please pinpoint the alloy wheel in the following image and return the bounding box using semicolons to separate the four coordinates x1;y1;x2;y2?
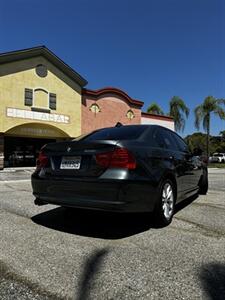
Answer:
162;183;174;220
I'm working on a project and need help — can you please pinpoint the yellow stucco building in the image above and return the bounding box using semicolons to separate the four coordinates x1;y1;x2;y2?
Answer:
0;46;87;169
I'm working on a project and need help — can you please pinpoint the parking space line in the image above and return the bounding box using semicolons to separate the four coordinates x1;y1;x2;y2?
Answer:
0;179;31;183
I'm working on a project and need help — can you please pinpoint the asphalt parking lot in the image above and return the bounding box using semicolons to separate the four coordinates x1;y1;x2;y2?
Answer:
0;168;224;300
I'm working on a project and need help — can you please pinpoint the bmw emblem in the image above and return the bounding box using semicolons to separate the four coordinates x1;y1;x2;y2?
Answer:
67;147;71;152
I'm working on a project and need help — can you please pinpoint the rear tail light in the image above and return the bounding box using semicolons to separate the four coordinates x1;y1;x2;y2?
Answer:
95;148;136;169
36;150;48;170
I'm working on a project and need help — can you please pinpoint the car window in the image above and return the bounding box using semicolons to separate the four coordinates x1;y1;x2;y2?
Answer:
146;127;165;148
171;132;188;152
160;128;179;151
81;126;148;141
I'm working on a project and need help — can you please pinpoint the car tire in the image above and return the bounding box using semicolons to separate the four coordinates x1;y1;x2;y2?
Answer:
198;169;208;195
153;179;176;227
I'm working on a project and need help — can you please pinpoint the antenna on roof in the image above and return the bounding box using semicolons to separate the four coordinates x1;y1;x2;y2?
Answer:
115;122;123;127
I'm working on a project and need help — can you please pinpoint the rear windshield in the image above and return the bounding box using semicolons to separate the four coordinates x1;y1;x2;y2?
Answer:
81;126;148;141
214;154;223;157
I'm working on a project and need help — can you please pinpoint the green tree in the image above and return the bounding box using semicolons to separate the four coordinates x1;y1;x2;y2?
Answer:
185;132;225;155
220;130;225;140
147;102;164;115
169;96;189;132
194;96;225;159
185;132;207;153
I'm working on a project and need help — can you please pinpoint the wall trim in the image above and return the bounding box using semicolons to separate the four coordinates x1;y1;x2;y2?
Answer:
82;87;144;107
141;112;174;122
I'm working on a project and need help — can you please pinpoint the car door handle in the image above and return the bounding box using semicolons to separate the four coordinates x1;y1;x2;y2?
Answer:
169;156;174;161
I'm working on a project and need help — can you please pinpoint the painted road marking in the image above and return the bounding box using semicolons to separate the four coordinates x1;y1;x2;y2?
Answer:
0;179;31;183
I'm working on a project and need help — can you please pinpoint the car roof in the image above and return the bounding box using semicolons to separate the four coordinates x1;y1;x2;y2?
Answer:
76;124;179;143
100;124;173;131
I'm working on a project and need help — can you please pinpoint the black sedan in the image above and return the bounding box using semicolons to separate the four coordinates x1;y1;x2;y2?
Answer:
31;125;208;226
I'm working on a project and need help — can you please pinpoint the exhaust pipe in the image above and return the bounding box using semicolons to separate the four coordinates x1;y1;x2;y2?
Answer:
34;198;47;206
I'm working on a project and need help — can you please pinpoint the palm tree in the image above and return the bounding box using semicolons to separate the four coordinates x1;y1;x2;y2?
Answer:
147;102;164;115
169;96;189;132
194;96;225;160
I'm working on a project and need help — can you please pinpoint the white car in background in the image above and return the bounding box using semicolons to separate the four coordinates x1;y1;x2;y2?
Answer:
210;153;225;163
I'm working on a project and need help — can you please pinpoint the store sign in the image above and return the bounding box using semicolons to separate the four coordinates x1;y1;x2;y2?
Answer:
6;108;70;124
19;127;60;137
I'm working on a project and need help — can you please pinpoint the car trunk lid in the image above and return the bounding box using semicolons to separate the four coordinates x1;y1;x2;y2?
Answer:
42;140;119;178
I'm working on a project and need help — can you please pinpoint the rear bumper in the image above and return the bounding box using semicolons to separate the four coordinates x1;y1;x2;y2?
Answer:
31;175;158;213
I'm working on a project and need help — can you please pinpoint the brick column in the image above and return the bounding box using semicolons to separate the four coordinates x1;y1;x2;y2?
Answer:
0;133;4;170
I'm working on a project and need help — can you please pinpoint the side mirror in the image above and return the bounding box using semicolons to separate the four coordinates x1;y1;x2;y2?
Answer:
192;148;203;156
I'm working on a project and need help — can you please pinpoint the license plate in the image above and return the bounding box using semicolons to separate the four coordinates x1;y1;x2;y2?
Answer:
60;156;81;169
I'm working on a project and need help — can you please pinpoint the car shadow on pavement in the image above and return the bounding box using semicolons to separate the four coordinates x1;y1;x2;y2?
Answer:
31;194;200;239
174;193;199;214
31;207;153;239
199;263;225;300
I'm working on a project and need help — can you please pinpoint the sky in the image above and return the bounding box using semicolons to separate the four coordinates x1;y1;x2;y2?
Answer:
1;0;225;137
